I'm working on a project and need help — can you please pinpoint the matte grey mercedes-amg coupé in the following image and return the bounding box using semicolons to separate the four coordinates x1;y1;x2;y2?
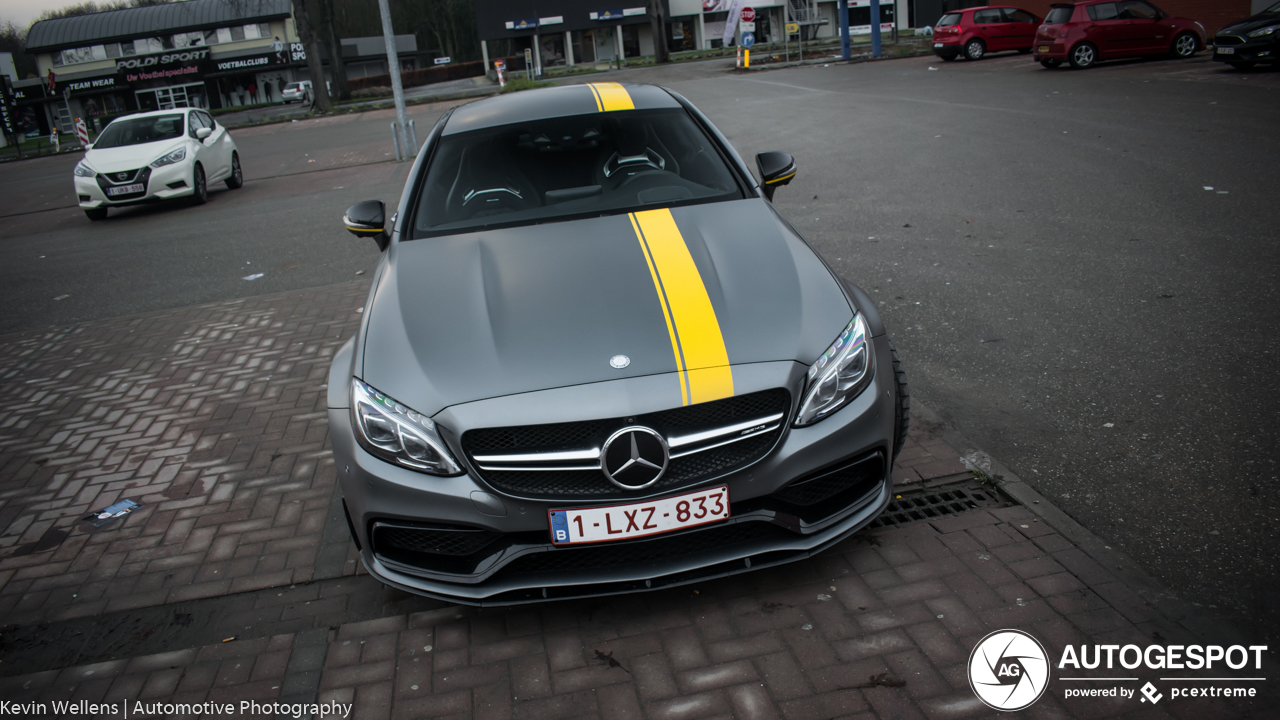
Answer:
329;82;909;603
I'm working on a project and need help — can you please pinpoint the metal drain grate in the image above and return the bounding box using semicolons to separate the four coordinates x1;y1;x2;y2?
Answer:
868;482;1009;529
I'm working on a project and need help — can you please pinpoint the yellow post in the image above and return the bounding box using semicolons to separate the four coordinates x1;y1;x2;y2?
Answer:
744;49;750;67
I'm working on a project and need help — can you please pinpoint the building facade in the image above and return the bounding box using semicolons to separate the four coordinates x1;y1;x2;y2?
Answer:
472;0;909;73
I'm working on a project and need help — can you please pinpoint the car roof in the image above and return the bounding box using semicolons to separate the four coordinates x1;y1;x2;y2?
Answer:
109;109;193;121
443;83;683;136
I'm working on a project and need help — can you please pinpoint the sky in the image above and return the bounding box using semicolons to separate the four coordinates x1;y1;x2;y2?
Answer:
1;0;93;30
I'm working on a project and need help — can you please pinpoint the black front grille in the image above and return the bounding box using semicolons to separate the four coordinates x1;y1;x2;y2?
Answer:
765;453;885;523
463;389;791;500
371;521;510;574
495;521;791;578
95;166;152;202
1214;35;1245;46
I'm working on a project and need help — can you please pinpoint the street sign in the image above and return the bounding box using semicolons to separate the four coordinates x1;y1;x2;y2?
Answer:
786;22;799;34
741;31;755;48
740;7;755;22
740;21;755;32
434;56;451;65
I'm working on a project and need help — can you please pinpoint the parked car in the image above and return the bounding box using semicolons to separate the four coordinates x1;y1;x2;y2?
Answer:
74;108;242;221
281;81;312;104
1033;1;1206;69
932;5;1043;61
329;83;910;604
1211;1;1280;70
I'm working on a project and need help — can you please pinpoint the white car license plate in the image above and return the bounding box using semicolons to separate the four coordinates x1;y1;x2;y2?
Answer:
934;42;943;48
549;485;729;545
107;183;144;196
1217;47;1235;54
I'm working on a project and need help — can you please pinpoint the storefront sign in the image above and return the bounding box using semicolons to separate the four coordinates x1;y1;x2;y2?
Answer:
63;75;122;95
11;84;46;103
506;18;540;30
117;48;212;83
289;43;307;62
591;8;644;20
0;78;16;135
434;56;452;65
214;53;282;73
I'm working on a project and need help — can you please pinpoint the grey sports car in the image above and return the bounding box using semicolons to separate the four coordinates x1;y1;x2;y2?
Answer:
329;82;909;603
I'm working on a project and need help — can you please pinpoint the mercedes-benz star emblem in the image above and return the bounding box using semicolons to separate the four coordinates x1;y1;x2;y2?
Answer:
610;354;630;369
601;426;668;490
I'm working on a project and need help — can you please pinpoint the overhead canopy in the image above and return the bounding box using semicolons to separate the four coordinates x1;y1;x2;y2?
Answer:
26;0;293;52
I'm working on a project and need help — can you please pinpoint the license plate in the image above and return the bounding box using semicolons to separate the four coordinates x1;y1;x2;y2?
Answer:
548;485;729;545
934;42;943;48
107;183;144;196
1038;45;1051;52
1217;47;1235;54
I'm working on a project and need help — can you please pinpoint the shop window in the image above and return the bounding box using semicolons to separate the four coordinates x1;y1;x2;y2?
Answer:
172;32;204;48
622;25;640;57
257;23;271;38
231;26;246;41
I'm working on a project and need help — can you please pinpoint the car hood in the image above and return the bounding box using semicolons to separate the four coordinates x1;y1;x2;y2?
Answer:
1219;14;1280;36
360;199;853;416
85;141;184;173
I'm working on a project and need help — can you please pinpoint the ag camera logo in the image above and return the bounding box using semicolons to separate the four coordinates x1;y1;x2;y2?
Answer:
969;629;1050;711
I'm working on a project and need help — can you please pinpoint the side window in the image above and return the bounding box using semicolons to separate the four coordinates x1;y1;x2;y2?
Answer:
1088;3;1119;20
974;9;1002;23
1117;1;1159;19
1005;9;1038;23
198;110;216;130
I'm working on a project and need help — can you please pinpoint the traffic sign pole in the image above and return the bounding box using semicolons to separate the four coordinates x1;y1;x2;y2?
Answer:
871;0;882;58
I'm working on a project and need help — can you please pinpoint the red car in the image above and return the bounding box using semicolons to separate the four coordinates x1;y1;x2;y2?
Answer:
1033;1;1207;69
933;6;1043;61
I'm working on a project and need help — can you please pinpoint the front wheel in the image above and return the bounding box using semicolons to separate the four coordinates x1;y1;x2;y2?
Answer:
84;207;107;221
225;152;243;189
1040;58;1062;68
965;39;986;61
889;339;910;465
1069;42;1097;69
1172;32;1198;59
190;163;208;205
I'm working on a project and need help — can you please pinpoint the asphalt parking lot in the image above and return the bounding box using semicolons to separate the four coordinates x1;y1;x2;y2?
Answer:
0;49;1277;717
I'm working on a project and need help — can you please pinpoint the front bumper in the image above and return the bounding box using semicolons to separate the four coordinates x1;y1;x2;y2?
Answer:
330;341;898;604
1211;38;1277;64
75;162;195;208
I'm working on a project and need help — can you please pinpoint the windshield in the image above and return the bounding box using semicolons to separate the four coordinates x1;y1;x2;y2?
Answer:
411;108;744;238
1266;1;1280;13
94;114;185;149
1045;7;1074;23
936;13;962;26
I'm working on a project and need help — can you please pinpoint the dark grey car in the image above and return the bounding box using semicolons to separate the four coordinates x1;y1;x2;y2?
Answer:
328;82;909;603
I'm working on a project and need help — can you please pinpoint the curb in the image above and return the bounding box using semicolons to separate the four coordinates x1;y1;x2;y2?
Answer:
910;399;1256;648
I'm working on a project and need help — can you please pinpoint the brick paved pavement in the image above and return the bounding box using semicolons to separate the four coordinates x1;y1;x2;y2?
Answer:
0;283;1273;719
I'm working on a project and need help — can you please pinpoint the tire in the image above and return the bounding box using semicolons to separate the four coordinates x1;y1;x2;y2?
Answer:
1069;42;1097;69
889;338;910;466
965;39;986;61
225;152;243;189
1228;61;1255;70
191;163;208;205
1172;32;1198;59
84;207;107;221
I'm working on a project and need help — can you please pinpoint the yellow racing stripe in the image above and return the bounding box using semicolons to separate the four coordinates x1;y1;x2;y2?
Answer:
630;209;734;405
588;82;635;112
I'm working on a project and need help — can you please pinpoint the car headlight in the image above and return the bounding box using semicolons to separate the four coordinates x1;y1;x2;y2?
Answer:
351;378;462;475
795;314;874;427
74;161;95;177
150;147;186;168
1248;24;1279;37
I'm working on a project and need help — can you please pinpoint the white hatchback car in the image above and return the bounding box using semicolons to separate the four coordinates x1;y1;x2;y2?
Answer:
74;108;242;221
281;81;311;104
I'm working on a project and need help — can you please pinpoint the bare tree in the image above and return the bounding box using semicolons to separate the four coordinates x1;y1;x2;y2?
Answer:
318;0;350;100
647;0;669;63
0;20;37;78
291;0;332;111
